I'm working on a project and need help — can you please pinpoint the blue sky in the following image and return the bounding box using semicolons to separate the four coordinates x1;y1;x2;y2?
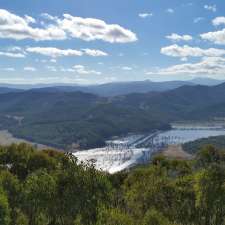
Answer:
0;0;225;84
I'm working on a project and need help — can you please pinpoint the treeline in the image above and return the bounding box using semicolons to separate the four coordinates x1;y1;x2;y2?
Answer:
0;143;225;224
183;135;225;154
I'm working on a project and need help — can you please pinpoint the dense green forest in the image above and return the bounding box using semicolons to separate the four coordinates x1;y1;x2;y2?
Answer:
183;135;225;154
0;143;224;225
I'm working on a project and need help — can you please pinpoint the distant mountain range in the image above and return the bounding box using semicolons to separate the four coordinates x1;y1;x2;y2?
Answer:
0;77;224;97
0;81;225;149
0;87;21;94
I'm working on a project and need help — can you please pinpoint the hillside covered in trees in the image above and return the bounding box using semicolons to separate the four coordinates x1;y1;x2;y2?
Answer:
1;83;225;149
183;135;225;154
0;143;224;225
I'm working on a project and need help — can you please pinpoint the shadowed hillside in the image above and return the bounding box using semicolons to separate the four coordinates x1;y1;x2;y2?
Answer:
0;83;225;149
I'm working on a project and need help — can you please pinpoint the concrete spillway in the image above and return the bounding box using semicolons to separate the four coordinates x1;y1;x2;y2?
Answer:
74;128;225;173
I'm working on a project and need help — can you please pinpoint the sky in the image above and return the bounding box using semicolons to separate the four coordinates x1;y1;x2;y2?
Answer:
0;0;225;84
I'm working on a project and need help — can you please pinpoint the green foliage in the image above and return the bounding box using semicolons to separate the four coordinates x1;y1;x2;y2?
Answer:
0;143;224;225
0;188;10;225
142;209;171;225
96;207;134;225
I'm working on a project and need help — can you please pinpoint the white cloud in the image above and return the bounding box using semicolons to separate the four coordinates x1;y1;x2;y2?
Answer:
82;48;108;57
73;65;101;75
2;67;15;71
0;9;66;41
181;57;188;62
0;51;25;58
24;66;36;71
7;46;24;52
0;9;137;43
166;33;193;42
200;29;225;45
183;3;193;7
166;8;174;14
161;44;225;59
57;13;137;43
122;66;133;71
194;17;204;23
24;15;36;24
40;13;58;21
46;66;57;72
212;17;225;26
204;4;217;12
60;67;76;73
26;47;108;57
26;47;83;57
138;13;153;18
50;58;57;63
146;57;225;75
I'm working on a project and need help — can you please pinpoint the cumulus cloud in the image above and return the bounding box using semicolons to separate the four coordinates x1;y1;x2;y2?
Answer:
204;4;217;12
166;33;193;42
26;47;108;57
0;9;137;43
2;67;15;71
24;67;36;71
138;13;153;18
122;66;133;71
46;66;57;72
50;58;57;63
166;8;174;14
0;9;66;41
0;51;25;58
60;67;76;73
73;65;101;75
194;17;204;23
82;49;108;56
40;13;58;21
7;46;24;52
212;17;225;26
26;47;82;57
161;44;225;59
200;29;225;45
57;13;137;43
146;57;225;75
24;15;36;24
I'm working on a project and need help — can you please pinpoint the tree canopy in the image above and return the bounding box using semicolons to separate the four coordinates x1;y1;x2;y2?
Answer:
0;143;224;225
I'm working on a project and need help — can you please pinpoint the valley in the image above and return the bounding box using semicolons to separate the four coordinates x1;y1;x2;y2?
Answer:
1;82;225;173
1;2;225;224
74;124;225;173
1;82;225;150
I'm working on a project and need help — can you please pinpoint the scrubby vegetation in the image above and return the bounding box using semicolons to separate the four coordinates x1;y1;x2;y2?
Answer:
0;143;224;224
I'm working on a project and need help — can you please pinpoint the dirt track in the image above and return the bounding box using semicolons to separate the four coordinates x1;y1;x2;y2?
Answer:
162;144;193;160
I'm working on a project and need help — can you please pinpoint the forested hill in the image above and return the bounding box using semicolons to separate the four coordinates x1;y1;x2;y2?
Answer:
0;143;224;225
0;83;225;149
111;82;225;121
